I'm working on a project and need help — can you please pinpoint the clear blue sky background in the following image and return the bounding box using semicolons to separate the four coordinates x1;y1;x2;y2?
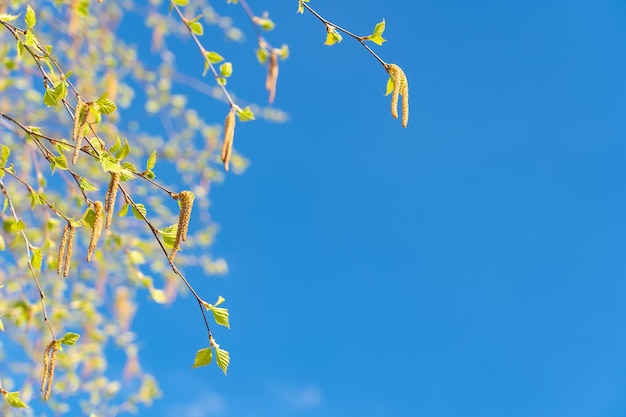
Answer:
125;1;626;417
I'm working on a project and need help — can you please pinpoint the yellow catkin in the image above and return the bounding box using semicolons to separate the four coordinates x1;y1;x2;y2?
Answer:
56;224;70;276
87;201;104;262
105;171;120;229
266;51;279;104
71;99;89;164
41;341;53;393
63;224;75;277
400;73;409;128
43;343;57;400
221;109;236;172
169;191;195;262
387;64;409;127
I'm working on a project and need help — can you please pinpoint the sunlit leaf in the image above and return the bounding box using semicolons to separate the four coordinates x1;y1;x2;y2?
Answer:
192;347;212;368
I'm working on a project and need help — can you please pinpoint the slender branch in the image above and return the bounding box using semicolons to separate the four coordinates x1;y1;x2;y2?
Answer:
170;2;236;109
0;179;56;339
238;0;274;50
302;3;388;69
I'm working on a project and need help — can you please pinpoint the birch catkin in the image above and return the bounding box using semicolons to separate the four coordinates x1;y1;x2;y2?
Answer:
63;224;75;277
387;64;409;128
169;191;195;262
57;224;70;276
71;100;90;164
266;51;279;104
105;171;121;229
41;340;57;400
221;109;236;172
87;201;104;262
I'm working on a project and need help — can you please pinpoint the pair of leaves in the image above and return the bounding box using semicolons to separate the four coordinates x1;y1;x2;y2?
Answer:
192;343;230;375
324;20;386;47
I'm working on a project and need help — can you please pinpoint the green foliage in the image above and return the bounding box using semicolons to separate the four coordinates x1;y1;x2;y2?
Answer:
3;391;28;408
366;19;386;46
324;25;342;46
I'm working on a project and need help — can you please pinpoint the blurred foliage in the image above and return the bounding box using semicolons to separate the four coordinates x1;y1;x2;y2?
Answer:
0;0;287;415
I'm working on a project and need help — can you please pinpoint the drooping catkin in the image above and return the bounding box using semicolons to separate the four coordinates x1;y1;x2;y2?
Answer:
387;64;409;128
104;171;121;229
71;100;90;164
43;343;57;400
221;109;236;172
41;340;57;400
169;191;195;262
41;341;52;393
57;224;70;276
63;224;75;277
266;51;279;104
87;201;103;262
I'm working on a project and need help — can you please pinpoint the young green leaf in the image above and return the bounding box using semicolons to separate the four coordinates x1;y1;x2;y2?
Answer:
31;247;42;272
385;76;394;96
4;391;28;408
220;62;233;78
192;347;213;368
96;96;117;114
205;51;224;64
146;150;157;170
0;145;10;168
172;0;189;5
189;21;204;35
149;288;168;304
0;234;5;251
256;48;269;64
366;19;386;46
25;5;36;29
159;224;178;248
297;0;310;14
324;25;342;46
131;203;147;220
60;332;80;346
0;13;20;22
214;346;230;375
236;106;255;122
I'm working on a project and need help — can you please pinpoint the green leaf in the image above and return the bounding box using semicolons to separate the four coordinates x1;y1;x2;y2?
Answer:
110;136;121;154
79;177;98;192
60;332;80;346
189;21;203;35
5;219;26;233
25;5;36;29
366;19;386;46
149;288;168;304
214;295;225;306
220;62;233;78
214;346;230;375
131;203;147;220
297;0;310;14
253;16;275;31
4;391;27;408
324;25;342;46
52;155;68;171
256;48;269;64
209;306;230;329
31;247;42;272
0;13;20;22
118;203;129;217
0;316;4;331
384;76;394;96
0;234;5;251
116;139;131;160
278;44;289;60
146;150;157;170
172;0;189;5
29;190;45;208
205;51;224;64
192;347;212;368
159;224;178;248
96;95;117;114
0;145;10;168
236;106;255;122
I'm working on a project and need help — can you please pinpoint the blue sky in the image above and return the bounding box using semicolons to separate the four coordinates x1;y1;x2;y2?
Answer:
126;1;626;417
